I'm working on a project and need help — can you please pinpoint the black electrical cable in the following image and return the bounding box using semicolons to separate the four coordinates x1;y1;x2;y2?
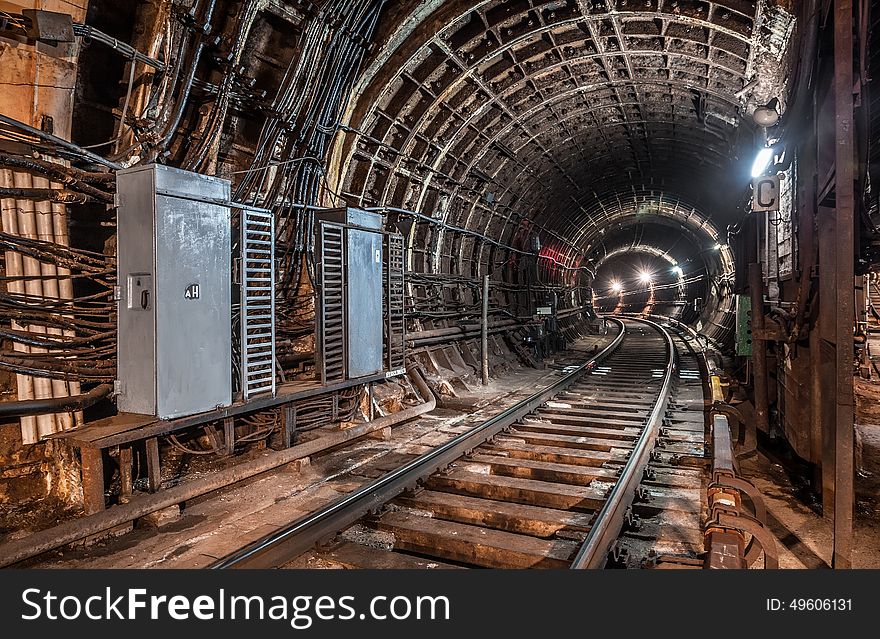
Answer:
0;383;112;417
72;23;165;70
0;114;122;169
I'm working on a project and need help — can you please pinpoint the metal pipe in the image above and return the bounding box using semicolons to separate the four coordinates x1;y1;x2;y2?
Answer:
748;263;769;435
32;171;73;432
0;167;36;439
71;23;166;70
0;366;435;568
408;324;522;349
0;152;114;184
0;187;101;204
407;318;520;341
481;274;489;385
12;170;54;439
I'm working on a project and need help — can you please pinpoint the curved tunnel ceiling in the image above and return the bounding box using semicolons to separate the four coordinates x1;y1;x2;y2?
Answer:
332;0;794;274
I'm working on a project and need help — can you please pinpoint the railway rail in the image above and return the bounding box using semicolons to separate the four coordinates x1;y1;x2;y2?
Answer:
212;316;712;570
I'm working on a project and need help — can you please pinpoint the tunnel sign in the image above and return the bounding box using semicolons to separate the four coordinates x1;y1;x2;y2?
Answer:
184;284;201;300
752;175;780;212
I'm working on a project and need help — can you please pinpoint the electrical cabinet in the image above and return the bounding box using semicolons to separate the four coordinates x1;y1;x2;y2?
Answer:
735;294;753;357
315;208;405;383
116;164;232;418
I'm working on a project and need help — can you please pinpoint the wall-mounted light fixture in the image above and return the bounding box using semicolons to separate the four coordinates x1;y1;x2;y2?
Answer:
752;98;780;129
751;98;781;178
751;146;775;178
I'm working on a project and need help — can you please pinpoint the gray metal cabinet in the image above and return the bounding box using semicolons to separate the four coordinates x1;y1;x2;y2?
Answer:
116;164;232;418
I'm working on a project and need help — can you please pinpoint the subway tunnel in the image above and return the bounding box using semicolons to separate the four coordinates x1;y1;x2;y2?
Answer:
0;0;877;574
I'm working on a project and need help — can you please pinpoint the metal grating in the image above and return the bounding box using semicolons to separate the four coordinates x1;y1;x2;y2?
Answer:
319;223;346;383
384;233;406;374
240;205;276;399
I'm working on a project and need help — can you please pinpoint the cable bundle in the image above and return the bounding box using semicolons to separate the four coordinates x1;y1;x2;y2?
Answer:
0;233;115;381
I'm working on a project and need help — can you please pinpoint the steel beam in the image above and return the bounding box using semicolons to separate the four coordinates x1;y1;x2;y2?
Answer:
748;263;770;435
482;274;490;385
831;0;855;569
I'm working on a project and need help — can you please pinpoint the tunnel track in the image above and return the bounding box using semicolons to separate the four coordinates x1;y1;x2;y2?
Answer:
212;318;691;569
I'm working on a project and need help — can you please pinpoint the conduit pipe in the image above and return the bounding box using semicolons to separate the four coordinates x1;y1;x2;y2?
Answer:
0;383;111;418
1;165;79;441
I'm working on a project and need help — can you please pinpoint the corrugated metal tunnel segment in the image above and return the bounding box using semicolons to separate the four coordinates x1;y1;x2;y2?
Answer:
338;0;784;276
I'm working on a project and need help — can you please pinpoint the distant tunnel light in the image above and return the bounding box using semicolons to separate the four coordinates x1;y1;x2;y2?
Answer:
610;281;623;293
751;147;774;178
639;271;653;284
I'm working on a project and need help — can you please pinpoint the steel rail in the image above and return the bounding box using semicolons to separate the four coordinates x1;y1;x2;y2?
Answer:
211;319;627;569
570;317;677;569
626;312;717;385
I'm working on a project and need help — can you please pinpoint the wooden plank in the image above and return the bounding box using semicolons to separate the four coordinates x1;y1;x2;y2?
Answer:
426;468;605;511
584;373;660;381
80;446;105;514
531;412;646;428
561;389;654;400
541;401;647;414
479;439;617;466
61;413;152;444
396;490;593;537
312;542;462;569
223;417;235;456
119;446;133;500
579;384;658;393
52;376;386;449
145;437;161;493
375;511;579;568
553;398;654;410
349;452;422;479
507;428;635;451
466;453;618;485
537;407;645;421
282;403;296;448
517;421;641;441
